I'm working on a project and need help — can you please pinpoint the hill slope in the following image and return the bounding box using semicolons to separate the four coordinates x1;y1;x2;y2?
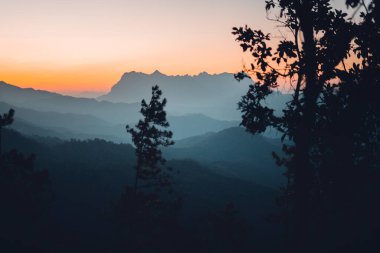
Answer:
0;81;140;124
167;127;285;188
1;101;239;141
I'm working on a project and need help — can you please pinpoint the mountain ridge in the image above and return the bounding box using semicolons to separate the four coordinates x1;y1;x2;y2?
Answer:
0;80;140;124
0;100;240;142
98;70;291;120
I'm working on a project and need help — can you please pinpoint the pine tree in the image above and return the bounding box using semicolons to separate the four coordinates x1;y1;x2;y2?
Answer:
126;85;174;193
116;85;178;251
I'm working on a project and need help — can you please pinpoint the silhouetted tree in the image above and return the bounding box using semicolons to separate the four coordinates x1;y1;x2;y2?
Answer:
115;85;179;251
233;0;379;251
0;108;14;156
126;85;174;193
316;2;380;250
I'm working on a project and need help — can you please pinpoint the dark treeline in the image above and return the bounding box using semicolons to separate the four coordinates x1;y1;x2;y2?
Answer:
0;114;279;252
0;0;379;252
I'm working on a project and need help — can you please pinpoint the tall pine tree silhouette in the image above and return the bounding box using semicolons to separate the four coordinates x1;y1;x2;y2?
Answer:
115;85;177;252
126;85;174;193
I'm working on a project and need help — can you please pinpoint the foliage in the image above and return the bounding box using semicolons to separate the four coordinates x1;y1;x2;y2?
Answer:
117;86;182;252
233;0;379;251
126;85;174;191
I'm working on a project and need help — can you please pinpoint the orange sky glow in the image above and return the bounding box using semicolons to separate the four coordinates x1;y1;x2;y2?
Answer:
0;0;349;95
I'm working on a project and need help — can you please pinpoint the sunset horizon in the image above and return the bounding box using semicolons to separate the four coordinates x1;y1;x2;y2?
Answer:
0;1;378;252
1;0;348;95
1;0;270;94
1;69;240;96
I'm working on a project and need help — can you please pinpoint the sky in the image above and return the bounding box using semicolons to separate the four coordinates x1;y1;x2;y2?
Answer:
0;0;348;94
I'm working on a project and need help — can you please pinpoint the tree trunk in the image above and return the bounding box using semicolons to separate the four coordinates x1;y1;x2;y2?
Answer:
292;1;320;251
292;129;314;252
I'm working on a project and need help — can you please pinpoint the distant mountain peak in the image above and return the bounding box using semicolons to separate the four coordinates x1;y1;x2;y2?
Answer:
119;70;232;79
119;70;168;81
151;70;165;76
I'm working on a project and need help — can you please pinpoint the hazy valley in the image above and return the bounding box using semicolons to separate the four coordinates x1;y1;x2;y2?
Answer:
0;72;289;252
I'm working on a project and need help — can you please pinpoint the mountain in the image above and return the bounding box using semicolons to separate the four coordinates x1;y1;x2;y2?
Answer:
166;127;285;188
0;101;128;142
0;81;140;125
0;76;288;141
0;82;240;141
2;127;278;214
168;113;238;139
168;127;280;162
98;71;291;121
0;100;239;142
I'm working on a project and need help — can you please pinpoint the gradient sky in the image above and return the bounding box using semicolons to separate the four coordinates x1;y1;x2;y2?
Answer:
0;0;348;94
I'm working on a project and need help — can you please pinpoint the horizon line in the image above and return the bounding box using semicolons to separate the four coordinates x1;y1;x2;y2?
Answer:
0;70;239;97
